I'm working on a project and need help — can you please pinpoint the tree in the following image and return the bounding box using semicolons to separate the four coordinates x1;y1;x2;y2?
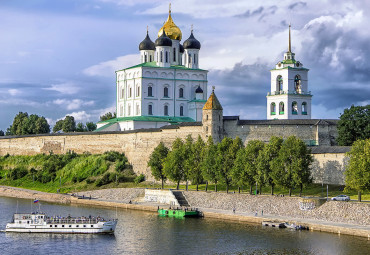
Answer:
62;116;76;132
100;112;116;121
256;136;283;195
216;137;243;193
231;147;251;193
86;122;97;132
163;138;185;190
148;142;169;189
183;135;194;191
189;135;205;191
53;119;64;133
271;136;313;196
0;130;4;136
337;105;370;146
345;138;370;201
76;123;86;132
8;112;50;135
244;140;265;194
201;136;218;192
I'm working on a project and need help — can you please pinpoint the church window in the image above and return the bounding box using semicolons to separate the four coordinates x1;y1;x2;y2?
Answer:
270;103;276;115
277;76;283;92
160;52;163;62
148;86;153;97
128;104;131;116
279;102;284;114
292;101;298;114
165;52;168;63
120;105;123;116
180;106;184;116
129;88;132;98
164;105;169;116
194;54;197;64
294;75;301;93
121;88;124;99
150;55;152;62
136;104;140;115
137;86;140;97
302;102;307;115
173;48;176;61
164;87;169;97
206;115;208;120
148;104;153;115
144;55;147;62
188;54;191;65
179;87;184;98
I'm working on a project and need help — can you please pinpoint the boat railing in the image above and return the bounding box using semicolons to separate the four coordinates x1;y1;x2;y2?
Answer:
45;218;105;224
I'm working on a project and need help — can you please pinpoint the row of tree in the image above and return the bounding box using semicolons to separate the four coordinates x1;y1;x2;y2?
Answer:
148;135;313;196
0;112;103;136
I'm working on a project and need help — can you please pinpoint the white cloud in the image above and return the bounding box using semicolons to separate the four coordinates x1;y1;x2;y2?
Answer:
44;82;80;95
53;99;95;110
83;54;139;77
8;89;21;96
66;111;92;122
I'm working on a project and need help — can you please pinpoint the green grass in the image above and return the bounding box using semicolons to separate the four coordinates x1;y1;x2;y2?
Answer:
0;152;136;193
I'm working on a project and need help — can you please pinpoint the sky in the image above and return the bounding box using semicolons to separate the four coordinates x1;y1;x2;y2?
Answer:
0;0;369;132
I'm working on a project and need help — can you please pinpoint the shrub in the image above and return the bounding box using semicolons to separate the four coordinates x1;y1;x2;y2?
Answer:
115;160;126;172
103;151;125;162
9;167;28;180
95;172;115;187
86;177;94;184
134;174;145;184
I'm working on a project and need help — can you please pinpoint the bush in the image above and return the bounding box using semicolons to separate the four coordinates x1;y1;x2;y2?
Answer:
115;160;127;172
134;174;145;184
9;167;28;180
95;172;116;187
86;177;95;184
103;151;125;162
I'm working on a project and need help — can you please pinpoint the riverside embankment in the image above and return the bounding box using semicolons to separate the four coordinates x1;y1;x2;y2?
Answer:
1;186;369;238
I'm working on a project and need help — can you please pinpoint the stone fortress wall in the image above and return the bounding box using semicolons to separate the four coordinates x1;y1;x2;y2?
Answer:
0;119;349;185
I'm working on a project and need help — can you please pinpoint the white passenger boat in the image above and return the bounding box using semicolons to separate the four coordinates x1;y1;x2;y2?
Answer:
5;212;117;234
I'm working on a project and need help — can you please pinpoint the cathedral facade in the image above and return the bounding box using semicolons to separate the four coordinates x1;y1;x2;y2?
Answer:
97;8;208;131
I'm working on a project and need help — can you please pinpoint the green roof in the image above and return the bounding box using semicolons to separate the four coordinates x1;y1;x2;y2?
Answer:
116;61;206;72
97;116;196;125
270;66;309;71
94;122;116;132
188;99;207;103
282;59;296;64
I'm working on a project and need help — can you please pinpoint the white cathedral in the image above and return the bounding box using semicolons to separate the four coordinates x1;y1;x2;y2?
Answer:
97;9;312;132
96;7;208;131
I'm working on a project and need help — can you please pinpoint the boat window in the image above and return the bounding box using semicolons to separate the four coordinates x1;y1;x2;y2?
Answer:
83;225;86;228
50;225;52;227
27;221;29;224
55;225;57;227
76;225;79;227
91;225;93;227
69;225;72;228
19;221;21;223
62;225;65;228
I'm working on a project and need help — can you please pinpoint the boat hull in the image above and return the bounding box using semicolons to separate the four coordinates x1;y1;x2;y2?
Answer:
158;208;200;217
5;221;117;234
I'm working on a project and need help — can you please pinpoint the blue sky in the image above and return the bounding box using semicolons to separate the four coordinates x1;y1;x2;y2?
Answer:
1;0;369;131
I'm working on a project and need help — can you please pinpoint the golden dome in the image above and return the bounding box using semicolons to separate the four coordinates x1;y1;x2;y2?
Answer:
158;8;182;41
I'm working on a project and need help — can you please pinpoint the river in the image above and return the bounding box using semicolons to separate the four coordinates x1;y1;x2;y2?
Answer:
0;197;369;255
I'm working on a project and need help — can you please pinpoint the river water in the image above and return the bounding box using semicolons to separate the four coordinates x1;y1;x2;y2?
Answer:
0;197;369;255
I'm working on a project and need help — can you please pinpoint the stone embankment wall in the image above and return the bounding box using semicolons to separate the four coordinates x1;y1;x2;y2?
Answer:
0;124;347;184
184;191;370;226
0;125;203;178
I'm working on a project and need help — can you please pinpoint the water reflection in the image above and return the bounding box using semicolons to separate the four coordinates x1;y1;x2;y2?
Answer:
0;197;369;255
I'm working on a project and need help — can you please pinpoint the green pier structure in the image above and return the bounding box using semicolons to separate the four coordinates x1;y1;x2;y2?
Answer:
158;208;201;218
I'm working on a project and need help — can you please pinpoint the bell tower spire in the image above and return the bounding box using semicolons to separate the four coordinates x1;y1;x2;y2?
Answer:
288;24;292;53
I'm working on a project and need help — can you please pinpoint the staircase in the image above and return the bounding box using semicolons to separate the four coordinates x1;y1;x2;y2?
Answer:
172;191;190;207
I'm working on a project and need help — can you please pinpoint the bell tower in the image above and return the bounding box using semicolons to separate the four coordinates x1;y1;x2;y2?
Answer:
267;25;312;120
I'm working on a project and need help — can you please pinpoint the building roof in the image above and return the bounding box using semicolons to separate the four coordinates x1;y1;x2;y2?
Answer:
139;32;155;51
183;31;201;50
235;119;339;126
158;8;182;41
310;146;351;154
203;89;223;110
97;116;196;125
118;61;206;71
155;30;172;47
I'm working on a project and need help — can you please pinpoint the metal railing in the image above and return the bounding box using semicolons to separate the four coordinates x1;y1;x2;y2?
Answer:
267;90;311;96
